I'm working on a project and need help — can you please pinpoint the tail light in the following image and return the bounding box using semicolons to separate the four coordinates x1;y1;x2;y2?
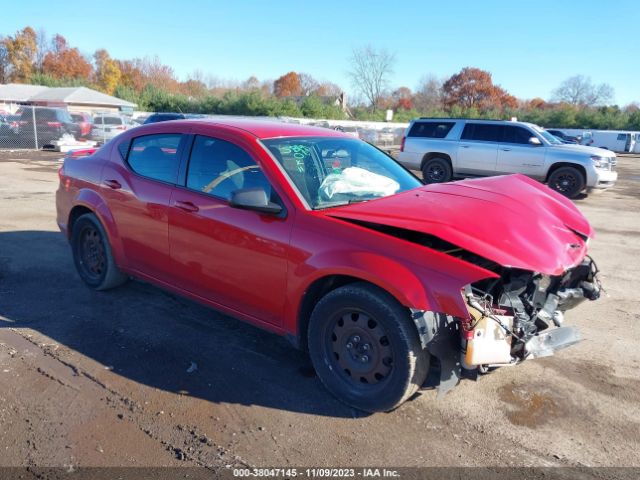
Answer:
47;122;62;127
116;125;126;130
400;136;406;152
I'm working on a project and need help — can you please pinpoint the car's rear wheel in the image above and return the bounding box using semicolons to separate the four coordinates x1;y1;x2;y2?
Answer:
308;283;429;412
71;213;128;290
547;166;585;199
421;157;452;184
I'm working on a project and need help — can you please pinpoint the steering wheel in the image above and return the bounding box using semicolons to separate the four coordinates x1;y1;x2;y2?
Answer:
202;165;260;194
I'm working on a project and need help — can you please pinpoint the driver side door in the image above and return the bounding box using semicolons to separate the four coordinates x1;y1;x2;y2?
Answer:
168;133;293;326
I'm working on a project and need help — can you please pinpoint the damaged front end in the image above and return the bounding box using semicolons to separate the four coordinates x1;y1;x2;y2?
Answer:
414;256;602;394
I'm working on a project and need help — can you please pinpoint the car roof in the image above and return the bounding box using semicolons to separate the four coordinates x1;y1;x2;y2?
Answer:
169;118;349;140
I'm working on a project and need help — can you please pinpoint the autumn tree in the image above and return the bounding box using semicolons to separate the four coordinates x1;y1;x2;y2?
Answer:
116;59;146;92
551;75;614;106
442;67;516;111
242;75;260;90
273;71;302;97
94;49;121;94
2;27;37;81
42;34;92;79
392;87;413;110
348;45;395;111
315;81;342;97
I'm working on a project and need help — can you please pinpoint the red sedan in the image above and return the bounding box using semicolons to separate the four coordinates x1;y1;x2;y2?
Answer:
56;119;601;412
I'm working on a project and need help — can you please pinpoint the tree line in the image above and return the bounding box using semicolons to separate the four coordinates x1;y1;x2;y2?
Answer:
1;27;639;130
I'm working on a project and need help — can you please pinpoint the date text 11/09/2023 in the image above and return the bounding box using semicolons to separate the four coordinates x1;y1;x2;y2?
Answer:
232;468;400;478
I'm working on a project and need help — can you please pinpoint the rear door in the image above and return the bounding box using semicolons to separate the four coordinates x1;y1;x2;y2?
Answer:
102;131;188;282
497;125;546;177
457;123;501;174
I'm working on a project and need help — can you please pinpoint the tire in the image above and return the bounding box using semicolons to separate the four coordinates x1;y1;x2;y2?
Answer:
308;282;429;412
421;157;452;184
71;213;128;290
547;166;586;199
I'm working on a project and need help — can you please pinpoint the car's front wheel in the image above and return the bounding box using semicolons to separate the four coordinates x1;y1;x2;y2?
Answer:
421;157;452;184
71;213;128;290
547;166;586;199
308;283;429;412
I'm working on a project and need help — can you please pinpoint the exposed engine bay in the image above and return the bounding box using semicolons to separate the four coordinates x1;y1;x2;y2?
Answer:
462;255;601;365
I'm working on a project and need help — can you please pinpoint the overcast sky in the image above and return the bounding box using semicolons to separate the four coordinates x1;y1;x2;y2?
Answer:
4;0;638;105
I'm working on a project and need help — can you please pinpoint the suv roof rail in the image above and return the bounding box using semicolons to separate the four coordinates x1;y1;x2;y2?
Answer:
417;117;509;122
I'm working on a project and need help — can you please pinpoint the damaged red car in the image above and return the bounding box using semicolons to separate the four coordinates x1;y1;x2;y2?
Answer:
56;119;602;412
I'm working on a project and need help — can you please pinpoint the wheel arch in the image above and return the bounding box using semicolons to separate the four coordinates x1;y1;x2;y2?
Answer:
545;162;587;183
421;152;452;171
68;189;126;267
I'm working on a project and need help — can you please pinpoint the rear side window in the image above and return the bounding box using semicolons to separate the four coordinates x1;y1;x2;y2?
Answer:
461;123;504;142
617;133;627;141
186;135;272;201
408;122;455;138
95;116;123;125
502;126;534;144
127;134;183;183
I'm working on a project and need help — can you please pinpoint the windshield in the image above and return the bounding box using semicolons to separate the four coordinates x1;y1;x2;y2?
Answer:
262;136;421;209
532;125;563;145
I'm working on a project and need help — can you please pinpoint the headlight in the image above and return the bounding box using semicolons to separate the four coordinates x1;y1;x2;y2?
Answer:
590;155;610;169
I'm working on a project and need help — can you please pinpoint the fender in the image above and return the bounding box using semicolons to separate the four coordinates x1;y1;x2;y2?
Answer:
73;188;127;268
284;249;496;337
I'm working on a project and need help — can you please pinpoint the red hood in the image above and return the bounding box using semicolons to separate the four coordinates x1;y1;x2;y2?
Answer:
325;174;593;276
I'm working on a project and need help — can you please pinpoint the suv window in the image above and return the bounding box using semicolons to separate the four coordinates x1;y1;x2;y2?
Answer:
408;121;454;138
186;135;272;201
616;133;627;141
461;123;504;142
502;126;534;144
127;134;183;183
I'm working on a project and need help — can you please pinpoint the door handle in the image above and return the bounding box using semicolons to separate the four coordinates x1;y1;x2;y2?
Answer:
104;179;121;189
174;200;199;213
501;148;512;152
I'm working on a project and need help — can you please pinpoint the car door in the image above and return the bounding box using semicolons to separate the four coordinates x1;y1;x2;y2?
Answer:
168;132;293;326
101;131;188;282
497;125;546;178
456;123;501;175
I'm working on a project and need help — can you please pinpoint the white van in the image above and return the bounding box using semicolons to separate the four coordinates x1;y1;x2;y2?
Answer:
590;130;639;153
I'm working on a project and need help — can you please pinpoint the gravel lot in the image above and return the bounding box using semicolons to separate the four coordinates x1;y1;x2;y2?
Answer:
0;150;638;474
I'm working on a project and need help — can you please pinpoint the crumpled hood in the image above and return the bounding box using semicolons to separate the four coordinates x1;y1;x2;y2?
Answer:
325;174;594;276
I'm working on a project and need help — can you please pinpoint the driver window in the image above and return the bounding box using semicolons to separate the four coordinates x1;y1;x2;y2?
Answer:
186;135;272;201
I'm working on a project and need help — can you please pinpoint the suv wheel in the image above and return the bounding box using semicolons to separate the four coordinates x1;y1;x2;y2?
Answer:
422;157;452;184
547;166;585;199
71;213;128;290
308;283;429;412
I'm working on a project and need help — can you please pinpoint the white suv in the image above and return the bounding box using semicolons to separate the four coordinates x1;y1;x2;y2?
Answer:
398;118;617;198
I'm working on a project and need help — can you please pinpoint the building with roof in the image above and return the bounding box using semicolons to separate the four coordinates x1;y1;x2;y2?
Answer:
0;84;136;115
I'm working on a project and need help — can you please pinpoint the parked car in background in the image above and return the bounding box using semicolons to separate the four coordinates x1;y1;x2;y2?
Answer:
333;125;360;138
377;127;395;145
398;118;617;198
56;119;602;412
70;112;93;138
359;129;378;144
16;107;80;145
143;112;205;124
546;129;581;144
91;115;132;142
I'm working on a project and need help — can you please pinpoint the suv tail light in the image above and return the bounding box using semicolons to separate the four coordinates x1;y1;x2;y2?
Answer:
47;121;62;127
400;136;406;152
116;125;126;130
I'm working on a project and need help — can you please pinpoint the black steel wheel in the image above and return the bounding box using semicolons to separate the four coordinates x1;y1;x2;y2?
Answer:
421;157;452;184
308;283;429;412
547;166;586;199
71;213;128;290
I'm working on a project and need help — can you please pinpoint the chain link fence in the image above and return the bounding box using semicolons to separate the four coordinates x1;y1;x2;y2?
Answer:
0;106;133;150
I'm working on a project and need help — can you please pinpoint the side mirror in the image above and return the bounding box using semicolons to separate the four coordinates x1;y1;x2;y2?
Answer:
529;137;542;146
230;187;282;215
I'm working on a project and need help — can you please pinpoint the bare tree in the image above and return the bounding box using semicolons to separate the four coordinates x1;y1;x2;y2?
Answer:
552;75;615;106
348;45;396;111
34;28;49;73
414;75;444;112
299;73;319;96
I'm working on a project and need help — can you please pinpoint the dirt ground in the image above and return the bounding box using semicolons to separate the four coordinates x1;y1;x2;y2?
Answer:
0;149;639;473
